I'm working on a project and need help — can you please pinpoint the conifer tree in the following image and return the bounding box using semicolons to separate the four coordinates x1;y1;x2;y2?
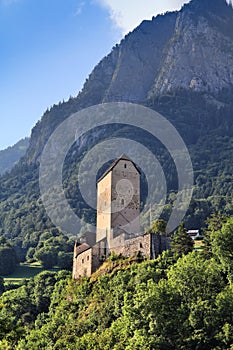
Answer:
171;222;194;259
202;213;227;259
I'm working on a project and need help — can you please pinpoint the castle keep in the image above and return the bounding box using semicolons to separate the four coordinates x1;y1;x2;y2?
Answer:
73;154;169;279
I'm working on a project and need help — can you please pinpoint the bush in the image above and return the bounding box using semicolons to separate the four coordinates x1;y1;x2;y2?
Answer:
0;246;17;275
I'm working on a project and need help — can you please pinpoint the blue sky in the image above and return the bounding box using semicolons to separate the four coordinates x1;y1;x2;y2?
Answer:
0;0;192;150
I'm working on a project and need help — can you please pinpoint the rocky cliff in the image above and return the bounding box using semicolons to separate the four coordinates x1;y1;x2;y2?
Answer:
152;0;233;95
25;0;233;164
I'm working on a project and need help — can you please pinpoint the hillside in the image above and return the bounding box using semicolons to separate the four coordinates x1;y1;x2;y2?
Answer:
0;138;29;175
0;0;233;260
0;215;233;349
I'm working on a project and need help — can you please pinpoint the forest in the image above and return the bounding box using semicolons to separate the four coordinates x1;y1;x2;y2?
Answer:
0;88;233;268
0;215;232;349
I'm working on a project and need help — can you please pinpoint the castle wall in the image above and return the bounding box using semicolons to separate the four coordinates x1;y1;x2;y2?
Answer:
73;233;170;279
110;233;151;258
111;159;140;234
91;245;102;273
151;234;170;259
73;245;103;279
110;232;170;260
73;248;92;279
96;171;112;242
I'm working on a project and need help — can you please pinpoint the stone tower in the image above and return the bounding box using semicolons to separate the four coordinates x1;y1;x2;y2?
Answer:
73;154;170;279
96;154;141;243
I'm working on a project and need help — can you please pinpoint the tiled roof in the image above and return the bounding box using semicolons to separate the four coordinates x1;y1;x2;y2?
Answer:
97;154;140;183
75;242;91;258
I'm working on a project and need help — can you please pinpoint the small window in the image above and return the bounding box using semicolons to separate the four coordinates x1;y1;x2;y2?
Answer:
82;258;84;264
124;164;127;168
121;199;124;206
139;242;143;248
87;256;90;261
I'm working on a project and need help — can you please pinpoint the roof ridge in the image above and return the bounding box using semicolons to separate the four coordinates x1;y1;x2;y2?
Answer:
97;154;140;183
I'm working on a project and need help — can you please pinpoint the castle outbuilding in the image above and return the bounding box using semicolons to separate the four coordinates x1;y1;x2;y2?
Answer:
72;154;169;279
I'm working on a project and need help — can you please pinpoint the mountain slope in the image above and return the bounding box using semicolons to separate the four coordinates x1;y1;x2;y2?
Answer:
25;0;233;164
0;138;29;175
152;0;233;95
0;0;233;258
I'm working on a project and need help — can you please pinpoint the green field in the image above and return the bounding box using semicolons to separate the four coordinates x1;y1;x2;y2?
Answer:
3;262;61;285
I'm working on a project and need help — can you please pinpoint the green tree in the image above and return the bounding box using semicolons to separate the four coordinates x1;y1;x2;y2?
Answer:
211;217;233;280
170;222;194;259
57;252;73;270
0;278;4;295
0;246;17;275
150;219;167;235
202;213;227;259
33;271;57;313
34;247;57;269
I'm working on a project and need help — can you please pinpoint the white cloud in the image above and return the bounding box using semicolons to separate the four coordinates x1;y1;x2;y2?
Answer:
74;1;86;16
96;0;190;34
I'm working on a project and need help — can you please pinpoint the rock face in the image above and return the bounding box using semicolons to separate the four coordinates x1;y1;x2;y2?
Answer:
83;0;233;102
26;0;233;163
102;12;177;102
151;0;233;95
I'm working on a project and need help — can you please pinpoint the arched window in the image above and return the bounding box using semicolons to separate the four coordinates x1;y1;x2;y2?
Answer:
124;164;127;168
121;198;124;206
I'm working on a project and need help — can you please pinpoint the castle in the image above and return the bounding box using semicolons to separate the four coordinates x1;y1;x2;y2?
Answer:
72;154;170;279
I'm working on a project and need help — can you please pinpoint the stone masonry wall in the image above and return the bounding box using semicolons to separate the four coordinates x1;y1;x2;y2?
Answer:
73;248;92;279
110;233;151;258
111;159;140;234
96;171;112;242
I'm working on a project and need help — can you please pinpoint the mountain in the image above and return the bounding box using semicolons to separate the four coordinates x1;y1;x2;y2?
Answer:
0;138;29;175
0;0;233;260
26;0;233;163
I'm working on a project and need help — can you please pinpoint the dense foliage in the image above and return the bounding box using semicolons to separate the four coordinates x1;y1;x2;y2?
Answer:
0;89;233;261
0;237;17;276
0;218;233;350
170;222;194;259
0;215;232;349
